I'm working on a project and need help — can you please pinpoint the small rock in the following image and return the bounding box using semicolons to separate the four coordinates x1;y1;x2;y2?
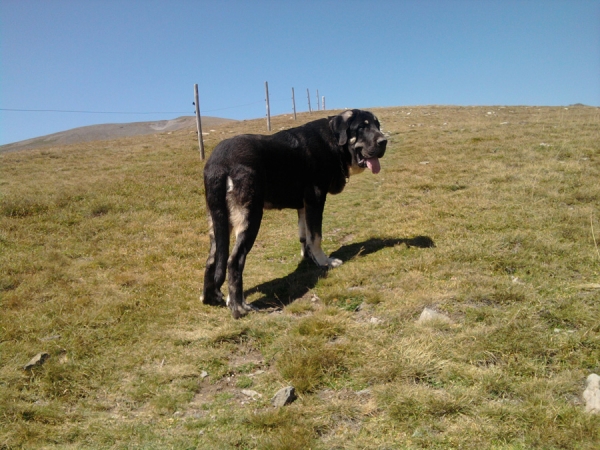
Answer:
369;317;383;325
356;389;371;396
272;386;297;407
554;328;576;334
241;389;262;400
417;308;452;324
583;374;600;414
200;371;209;379
39;335;61;342
23;352;50;371
249;370;265;377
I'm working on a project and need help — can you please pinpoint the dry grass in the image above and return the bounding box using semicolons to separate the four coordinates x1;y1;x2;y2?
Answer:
1;106;600;449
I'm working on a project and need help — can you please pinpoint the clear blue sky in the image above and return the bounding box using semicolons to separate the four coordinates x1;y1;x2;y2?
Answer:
1;0;599;145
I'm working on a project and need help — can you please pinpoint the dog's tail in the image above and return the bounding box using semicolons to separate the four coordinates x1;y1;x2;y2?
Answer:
204;169;230;287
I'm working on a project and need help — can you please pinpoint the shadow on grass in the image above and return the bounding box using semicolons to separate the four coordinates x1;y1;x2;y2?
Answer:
246;236;435;310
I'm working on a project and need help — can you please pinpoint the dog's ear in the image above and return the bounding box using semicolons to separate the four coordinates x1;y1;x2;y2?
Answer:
330;110;354;146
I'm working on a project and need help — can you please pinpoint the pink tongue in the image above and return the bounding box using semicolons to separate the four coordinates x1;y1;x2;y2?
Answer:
366;158;381;174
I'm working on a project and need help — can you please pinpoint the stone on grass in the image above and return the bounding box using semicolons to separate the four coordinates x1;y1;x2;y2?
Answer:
271;386;297;407
417;308;452;324
23;352;50;371
583;373;600;414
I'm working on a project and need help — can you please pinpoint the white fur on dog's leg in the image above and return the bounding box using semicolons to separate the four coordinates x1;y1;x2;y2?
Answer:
327;257;343;268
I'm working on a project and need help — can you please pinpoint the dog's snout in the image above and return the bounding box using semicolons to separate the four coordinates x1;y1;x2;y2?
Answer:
377;137;387;155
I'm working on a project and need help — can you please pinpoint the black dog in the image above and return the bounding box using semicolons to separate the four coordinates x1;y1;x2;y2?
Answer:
201;109;387;318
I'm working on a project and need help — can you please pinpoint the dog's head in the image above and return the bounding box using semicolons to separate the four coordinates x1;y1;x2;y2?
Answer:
330;109;387;174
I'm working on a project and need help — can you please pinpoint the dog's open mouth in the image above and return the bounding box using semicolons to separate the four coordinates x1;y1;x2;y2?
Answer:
358;155;381;174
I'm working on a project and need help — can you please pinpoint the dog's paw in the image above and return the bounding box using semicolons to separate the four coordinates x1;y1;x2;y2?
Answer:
242;302;258;312
326;257;343;268
230;304;257;319
201;292;226;307
227;296;258;319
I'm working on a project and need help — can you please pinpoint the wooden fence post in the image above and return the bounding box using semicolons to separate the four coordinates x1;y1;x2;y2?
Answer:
265;81;271;131
316;90;320;111
194;84;205;160
307;88;312;113
322;96;325;111
291;87;297;120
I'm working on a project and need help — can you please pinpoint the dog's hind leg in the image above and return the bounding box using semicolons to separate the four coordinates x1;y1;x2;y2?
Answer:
201;171;230;307
225;175;263;319
298;207;309;259
201;214;227;306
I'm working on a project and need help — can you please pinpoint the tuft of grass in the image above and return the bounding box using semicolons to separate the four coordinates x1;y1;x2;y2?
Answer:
284;298;315;315
295;314;345;338
276;335;350;393
331;294;365;312
384;385;474;424
244;408;318;449
1;196;50;217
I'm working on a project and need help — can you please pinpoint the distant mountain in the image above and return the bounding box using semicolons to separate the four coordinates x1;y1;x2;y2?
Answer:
0;116;235;153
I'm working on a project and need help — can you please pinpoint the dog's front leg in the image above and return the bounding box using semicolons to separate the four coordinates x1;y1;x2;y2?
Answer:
301;196;342;268
298;207;309;259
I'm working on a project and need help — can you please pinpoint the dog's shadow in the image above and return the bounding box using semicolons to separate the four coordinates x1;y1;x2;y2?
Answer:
246;236;435;310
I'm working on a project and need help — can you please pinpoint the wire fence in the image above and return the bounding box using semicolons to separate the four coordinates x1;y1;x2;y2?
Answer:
0;96;315;117
0;86;325;118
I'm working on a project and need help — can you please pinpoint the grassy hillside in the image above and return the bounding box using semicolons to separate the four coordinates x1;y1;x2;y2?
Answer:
1;106;599;449
0;116;234;153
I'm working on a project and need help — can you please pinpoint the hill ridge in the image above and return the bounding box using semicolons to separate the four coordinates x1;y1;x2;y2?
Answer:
0;115;235;153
